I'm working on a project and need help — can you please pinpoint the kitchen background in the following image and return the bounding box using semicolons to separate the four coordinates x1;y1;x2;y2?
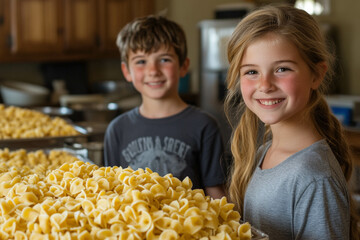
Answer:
0;0;359;95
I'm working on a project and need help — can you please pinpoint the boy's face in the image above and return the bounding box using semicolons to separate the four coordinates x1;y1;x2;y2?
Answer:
121;46;189;101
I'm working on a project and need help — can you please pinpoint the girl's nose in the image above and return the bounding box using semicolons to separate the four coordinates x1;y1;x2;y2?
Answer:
257;74;275;92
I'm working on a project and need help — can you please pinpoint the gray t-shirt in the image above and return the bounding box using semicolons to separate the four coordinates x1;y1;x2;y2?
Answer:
103;105;226;190
244;139;350;240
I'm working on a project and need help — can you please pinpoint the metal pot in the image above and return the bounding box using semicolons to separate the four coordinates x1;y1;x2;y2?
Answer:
69;102;121;123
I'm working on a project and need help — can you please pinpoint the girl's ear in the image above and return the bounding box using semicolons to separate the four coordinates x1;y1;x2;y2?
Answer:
121;62;133;83
312;61;328;90
180;58;190;78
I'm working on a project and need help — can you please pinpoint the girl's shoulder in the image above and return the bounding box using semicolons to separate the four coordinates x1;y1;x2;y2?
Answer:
286;140;345;183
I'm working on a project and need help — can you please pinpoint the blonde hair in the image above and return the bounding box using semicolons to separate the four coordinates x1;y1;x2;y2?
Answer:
224;4;359;238
116;15;187;66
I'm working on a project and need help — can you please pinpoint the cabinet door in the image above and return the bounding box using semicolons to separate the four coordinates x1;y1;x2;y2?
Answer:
64;0;97;52
10;0;63;54
131;0;155;19
98;0;132;52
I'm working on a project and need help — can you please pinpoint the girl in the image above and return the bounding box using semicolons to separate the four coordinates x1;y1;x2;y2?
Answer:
224;4;359;240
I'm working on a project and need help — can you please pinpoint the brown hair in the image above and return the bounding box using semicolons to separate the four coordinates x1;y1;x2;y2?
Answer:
224;4;359;238
116;15;187;66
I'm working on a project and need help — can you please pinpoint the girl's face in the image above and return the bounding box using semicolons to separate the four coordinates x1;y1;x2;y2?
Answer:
121;46;189;101
239;33;322;126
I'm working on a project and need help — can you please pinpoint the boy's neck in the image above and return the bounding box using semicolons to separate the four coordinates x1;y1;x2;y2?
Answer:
139;97;188;119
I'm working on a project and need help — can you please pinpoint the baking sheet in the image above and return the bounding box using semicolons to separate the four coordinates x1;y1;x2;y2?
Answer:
0;125;89;150
252;226;269;240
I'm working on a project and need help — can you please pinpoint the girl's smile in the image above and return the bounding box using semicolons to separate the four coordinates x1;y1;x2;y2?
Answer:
257;98;285;107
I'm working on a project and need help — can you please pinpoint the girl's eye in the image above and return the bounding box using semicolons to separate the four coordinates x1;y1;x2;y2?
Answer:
245;70;257;75
277;67;291;73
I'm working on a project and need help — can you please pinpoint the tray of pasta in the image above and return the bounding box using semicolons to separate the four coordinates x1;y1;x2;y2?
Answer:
0;125;88;149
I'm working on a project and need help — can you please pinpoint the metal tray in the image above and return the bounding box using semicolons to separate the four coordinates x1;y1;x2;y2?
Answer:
252;226;269;240
240;221;269;240
47;147;96;165
0;125;89;150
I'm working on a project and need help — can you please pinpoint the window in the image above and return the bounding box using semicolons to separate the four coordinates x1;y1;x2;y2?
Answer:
295;0;331;15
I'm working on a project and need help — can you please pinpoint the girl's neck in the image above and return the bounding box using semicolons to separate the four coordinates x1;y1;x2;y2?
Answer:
262;120;322;169
139;97;188;119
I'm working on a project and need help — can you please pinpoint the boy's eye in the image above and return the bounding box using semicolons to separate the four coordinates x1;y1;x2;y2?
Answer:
135;59;146;65
160;58;172;63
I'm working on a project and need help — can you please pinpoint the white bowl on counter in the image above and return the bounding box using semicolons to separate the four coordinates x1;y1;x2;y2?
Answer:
0;80;50;106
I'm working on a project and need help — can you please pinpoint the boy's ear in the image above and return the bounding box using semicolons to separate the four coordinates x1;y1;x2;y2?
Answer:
121;62;132;83
180;58;190;78
311;61;327;90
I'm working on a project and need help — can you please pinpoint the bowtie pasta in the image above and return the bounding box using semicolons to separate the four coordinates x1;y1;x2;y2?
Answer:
0;104;80;139
0;149;251;240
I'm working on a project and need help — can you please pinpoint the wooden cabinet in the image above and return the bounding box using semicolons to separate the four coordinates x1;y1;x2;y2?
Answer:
10;0;62;54
98;0;155;52
132;0;155;19
0;0;154;61
63;0;97;52
98;0;132;52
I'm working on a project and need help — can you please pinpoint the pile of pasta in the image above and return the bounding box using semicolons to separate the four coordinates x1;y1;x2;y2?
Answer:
0;104;80;139
0;150;251;240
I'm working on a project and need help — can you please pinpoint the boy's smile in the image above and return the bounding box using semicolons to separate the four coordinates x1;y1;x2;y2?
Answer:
121;47;189;101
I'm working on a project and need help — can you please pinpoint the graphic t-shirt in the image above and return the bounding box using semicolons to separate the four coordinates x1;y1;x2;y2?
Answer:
103;106;226;190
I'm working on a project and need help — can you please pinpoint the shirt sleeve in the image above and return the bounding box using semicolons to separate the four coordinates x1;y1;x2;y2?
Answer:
199;119;227;187
294;177;350;240
103;122;120;167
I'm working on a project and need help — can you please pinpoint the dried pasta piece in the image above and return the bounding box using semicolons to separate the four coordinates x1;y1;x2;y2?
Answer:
20;192;38;205
69;178;85;195
14;231;27;240
136;210;152;232
0;199;16;215
96;229;113;239
81;200;95;215
78;230;91;240
238;222;252;240
21;207;39;223
1;217;17;235
159;229;178;240
184;215;204;235
85;178;99;193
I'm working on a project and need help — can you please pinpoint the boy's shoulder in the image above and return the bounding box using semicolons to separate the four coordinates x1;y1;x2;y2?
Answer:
182;105;219;125
107;107;138;126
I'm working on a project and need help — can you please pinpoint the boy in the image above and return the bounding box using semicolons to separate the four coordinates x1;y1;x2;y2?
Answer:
104;15;226;199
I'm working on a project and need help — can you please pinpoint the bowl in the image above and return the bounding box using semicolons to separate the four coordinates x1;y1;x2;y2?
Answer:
0;81;50;106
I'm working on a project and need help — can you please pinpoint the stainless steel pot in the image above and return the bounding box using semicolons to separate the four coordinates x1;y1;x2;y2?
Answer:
69;102;121;123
